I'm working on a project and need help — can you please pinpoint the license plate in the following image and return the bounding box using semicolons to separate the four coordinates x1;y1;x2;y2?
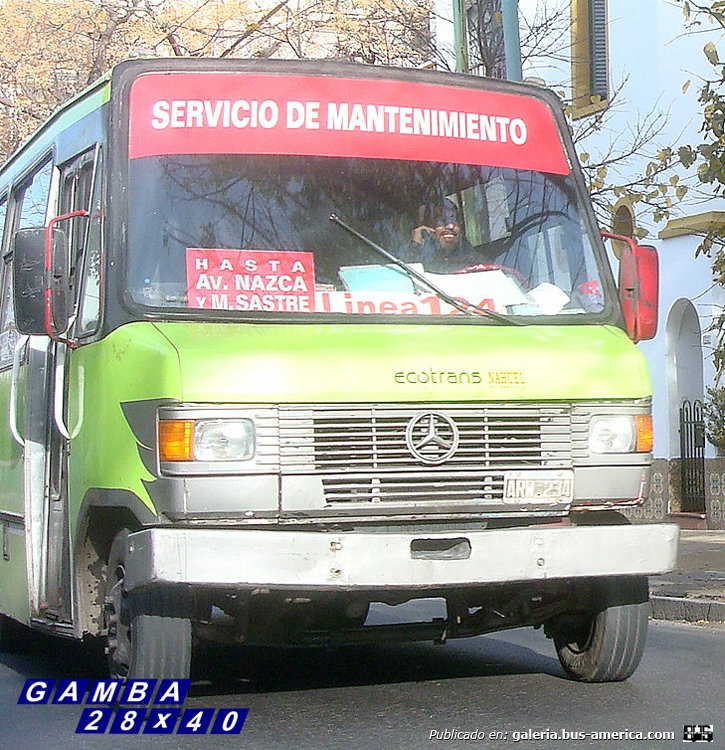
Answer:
503;470;574;505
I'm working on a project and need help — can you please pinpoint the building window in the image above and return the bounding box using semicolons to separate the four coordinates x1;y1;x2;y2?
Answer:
571;0;609;118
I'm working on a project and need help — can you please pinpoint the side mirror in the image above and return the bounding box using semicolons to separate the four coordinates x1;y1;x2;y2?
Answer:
12;210;87;338
12;227;53;335
602;232;659;343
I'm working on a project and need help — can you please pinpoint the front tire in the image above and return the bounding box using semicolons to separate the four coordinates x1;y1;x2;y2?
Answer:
105;528;192;680
552;576;649;682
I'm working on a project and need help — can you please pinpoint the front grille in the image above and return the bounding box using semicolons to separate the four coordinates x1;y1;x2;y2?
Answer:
277;403;572;504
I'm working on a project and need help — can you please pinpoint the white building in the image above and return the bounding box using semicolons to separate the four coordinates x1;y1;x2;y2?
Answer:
535;0;725;526
439;0;725;525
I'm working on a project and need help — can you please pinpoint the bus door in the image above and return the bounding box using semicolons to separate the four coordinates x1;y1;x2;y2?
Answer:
9;152;98;630
1;160;54;626
0;197;32;626
38;151;100;627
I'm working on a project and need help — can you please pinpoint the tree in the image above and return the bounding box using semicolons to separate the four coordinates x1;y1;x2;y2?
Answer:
0;0;685;236
572;93;685;234
670;1;725;373
0;0;433;161
514;0;685;236
674;1;725;256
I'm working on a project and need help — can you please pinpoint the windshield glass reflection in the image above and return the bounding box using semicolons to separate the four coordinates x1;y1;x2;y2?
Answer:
128;154;606;318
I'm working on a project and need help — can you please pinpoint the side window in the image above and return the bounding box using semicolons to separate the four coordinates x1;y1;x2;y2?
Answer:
78;153;103;334
0;199;18;366
59;149;103;335
17;161;53;229
2;160;54;354
0;200;7;255
0;258;17;366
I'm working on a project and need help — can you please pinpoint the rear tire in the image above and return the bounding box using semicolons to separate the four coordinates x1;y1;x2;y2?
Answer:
552;576;649;682
105;528;192;680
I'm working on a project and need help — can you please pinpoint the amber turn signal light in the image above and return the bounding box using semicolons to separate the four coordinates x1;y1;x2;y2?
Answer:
158;419;194;462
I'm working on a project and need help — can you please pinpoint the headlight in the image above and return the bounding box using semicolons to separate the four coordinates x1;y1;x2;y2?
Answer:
159;418;256;462
589;414;653;454
194;419;256;461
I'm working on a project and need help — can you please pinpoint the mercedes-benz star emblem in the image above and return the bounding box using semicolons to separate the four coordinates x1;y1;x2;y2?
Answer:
405;412;460;465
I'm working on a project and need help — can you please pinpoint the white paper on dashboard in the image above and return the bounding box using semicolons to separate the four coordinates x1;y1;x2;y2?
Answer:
528;282;570;315
417;269;529;309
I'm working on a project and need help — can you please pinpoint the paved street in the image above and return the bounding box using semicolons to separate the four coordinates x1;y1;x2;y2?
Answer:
0;529;722;750
0;614;722;750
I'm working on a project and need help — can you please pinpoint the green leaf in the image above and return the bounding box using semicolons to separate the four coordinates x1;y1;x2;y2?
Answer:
704;41;720;66
698;162;714;182
678;146;696;168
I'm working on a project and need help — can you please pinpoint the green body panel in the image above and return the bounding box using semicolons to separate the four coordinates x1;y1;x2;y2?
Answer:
149;321;651;403
67;323;182;523
0;367;28;623
65;320;650;519
0;369;24;514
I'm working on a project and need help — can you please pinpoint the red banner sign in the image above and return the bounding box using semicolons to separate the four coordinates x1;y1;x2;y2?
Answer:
129;73;569;174
186;249;316;313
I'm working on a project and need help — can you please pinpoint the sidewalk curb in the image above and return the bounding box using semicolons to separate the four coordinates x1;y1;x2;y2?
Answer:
650;595;725;623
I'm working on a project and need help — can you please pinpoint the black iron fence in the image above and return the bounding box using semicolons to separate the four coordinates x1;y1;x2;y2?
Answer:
679;399;706;513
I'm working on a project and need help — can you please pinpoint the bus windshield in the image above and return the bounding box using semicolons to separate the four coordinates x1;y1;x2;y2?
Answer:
128;154;605;318
125;70;607;320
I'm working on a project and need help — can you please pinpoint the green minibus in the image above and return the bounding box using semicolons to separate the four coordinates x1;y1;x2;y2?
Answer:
0;58;677;682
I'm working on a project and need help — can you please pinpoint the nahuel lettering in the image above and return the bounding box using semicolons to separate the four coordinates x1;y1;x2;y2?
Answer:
488;370;525;386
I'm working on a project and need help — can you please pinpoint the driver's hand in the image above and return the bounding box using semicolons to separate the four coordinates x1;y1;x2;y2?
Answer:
411;225;434;245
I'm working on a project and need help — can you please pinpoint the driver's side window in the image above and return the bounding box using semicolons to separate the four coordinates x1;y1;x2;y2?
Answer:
58;149;103;336
0;200;16;367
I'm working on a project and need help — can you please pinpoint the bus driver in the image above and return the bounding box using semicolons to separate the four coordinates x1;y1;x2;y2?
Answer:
405;199;481;273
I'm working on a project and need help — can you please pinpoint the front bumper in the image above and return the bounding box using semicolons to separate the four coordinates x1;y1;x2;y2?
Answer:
123;523;679;592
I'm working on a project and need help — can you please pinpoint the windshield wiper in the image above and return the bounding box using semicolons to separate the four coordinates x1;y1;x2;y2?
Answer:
329;214;520;325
